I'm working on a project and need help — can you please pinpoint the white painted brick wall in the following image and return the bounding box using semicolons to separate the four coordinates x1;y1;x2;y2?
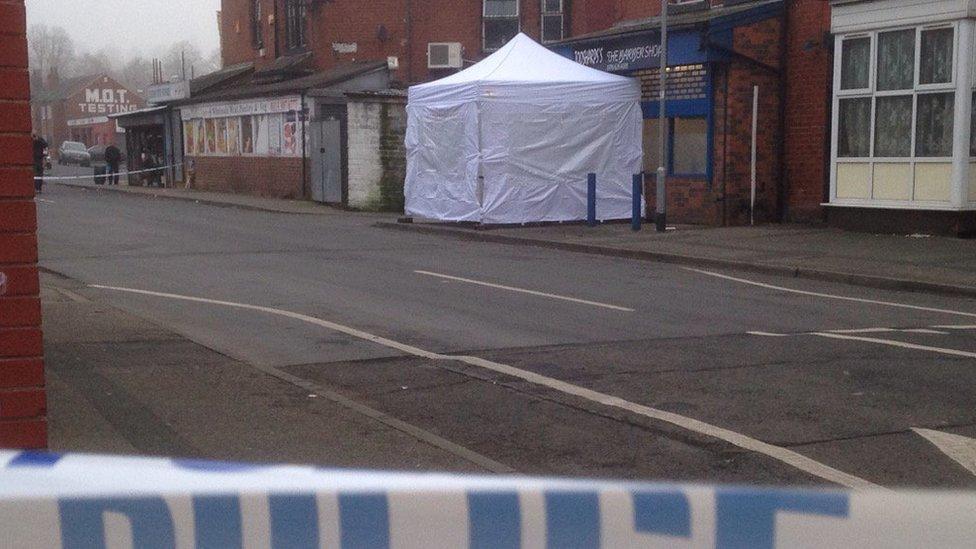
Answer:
347;102;383;209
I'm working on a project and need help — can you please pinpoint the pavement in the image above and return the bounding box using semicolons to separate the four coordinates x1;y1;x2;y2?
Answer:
44;165;976;296
35;177;976;489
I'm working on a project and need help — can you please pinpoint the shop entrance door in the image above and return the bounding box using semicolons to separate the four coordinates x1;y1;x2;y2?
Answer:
312;113;343;204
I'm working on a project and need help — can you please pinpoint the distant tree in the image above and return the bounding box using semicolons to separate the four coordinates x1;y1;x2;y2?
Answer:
119;55;154;94
73;48;115;79
28;24;76;89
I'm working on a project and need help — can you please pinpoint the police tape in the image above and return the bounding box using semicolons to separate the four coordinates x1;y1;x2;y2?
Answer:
34;164;183;181
1;451;975;548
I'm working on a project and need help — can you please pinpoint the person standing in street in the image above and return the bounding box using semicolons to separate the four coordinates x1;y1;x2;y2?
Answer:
105;143;122;186
32;134;48;193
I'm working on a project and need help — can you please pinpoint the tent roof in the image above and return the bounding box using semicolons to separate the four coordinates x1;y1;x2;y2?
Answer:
409;33;639;105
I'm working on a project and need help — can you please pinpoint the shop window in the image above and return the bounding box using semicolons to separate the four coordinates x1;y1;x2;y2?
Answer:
285;0;306;51
484;0;519;51
251;0;263;50
672;118;707;174
541;0;564;44
642;117;708;177
835;25;956;160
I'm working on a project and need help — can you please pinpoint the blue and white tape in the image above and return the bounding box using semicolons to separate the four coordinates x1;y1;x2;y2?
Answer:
0;451;974;548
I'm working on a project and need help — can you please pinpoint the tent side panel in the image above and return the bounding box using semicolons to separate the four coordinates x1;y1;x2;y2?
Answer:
404;103;482;221
479;101;643;224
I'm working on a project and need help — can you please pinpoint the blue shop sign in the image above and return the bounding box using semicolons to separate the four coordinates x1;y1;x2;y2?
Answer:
555;30;721;72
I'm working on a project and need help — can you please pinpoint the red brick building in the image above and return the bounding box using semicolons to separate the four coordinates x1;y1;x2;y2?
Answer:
32;72;146;150
215;0;835;225
0;0;46;449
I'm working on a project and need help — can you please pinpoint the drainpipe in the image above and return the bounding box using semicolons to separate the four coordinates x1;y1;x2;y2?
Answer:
273;0;280;58
301;92;308;198
776;6;789;222
405;0;414;83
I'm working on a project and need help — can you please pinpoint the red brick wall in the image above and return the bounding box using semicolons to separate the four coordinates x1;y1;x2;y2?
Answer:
0;0;46;449
643;14;785;226
221;0;545;84
783;0;831;222
188;155;308;199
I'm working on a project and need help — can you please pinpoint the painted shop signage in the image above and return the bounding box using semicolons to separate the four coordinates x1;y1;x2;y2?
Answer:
74;88;139;116
567;34;663;72
180;96;302;120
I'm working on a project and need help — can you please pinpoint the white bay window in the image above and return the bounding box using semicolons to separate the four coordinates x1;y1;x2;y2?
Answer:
831;19;976;207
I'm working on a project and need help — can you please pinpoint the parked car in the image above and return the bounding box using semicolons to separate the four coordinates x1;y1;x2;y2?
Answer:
58;141;91;167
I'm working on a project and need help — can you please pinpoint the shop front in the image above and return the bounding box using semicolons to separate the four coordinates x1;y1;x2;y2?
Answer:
112;106;183;187
554;0;789;225
829;0;976;235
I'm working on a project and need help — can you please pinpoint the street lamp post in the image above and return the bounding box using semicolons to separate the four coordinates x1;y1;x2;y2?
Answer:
656;0;668;232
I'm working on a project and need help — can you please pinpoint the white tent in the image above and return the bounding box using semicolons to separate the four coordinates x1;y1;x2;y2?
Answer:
404;33;643;224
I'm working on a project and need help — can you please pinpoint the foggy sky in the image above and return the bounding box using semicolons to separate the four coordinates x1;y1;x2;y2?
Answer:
25;0;222;56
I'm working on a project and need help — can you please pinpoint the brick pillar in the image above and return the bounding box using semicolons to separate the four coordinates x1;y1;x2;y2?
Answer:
0;0;47;449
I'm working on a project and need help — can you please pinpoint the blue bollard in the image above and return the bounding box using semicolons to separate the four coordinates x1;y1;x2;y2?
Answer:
587;173;597;227
632;174;642;232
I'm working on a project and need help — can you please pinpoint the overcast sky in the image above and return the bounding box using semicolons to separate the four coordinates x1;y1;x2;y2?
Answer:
25;0;222;56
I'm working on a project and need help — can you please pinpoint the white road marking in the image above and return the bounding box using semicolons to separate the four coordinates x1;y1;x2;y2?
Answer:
826;328;896;334
913;428;976;477
89;285;511;474
932;325;976;330
684;268;976;318
902;328;950;335
812;332;976;359
414;270;635;312
746;331;791;337
90;283;877;489
36;198;55;204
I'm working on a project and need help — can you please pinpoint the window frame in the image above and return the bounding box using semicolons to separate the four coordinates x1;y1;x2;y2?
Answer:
831;22;961;208
251;0;264;50
833;23;957;163
284;0;307;52
643;116;709;178
541;0;564;44
483;0;520;52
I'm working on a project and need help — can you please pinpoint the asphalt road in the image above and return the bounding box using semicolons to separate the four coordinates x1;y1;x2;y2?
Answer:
35;172;976;489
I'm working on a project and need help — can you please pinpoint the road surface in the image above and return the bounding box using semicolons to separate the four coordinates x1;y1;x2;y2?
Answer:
36;173;976;489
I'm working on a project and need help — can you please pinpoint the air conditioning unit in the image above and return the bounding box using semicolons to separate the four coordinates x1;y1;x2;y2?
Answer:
428;43;463;69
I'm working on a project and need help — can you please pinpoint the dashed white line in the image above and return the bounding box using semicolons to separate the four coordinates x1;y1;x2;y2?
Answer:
89;283;876;489
683;268;976;318
414;270;635;312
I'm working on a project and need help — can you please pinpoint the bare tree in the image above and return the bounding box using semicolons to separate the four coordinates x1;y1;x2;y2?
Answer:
73;48;116;80
28;24;76;89
119;55;154;94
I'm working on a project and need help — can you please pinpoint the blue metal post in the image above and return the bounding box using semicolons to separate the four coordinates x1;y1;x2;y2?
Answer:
587;173;597;227
632;174;642;231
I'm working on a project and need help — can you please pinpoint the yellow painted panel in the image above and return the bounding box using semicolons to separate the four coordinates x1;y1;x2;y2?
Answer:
913;163;952;202
836;163;871;199
970;163;976;202
872;163;912;200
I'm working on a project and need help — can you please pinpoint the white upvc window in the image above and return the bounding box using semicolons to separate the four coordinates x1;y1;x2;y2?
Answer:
835;24;957;163
829;22;973;208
